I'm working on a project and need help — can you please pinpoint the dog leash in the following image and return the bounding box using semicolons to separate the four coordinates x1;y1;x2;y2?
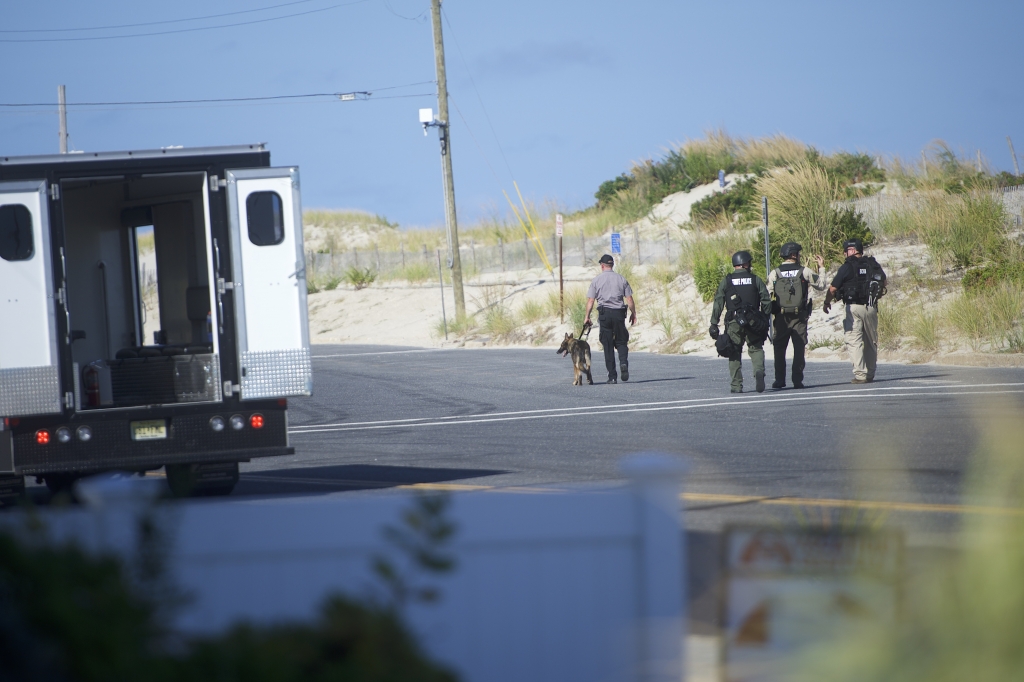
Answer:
578;322;593;341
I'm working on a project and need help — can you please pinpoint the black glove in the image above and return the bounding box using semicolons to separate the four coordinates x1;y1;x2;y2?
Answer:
709;324;719;340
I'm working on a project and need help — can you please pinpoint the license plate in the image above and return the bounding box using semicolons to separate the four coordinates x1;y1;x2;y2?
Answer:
131;420;167;441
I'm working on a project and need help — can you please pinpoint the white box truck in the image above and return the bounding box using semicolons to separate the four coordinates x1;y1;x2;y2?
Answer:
0;144;312;499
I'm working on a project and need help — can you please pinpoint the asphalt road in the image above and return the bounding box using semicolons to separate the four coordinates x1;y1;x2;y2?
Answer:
236;344;1024;542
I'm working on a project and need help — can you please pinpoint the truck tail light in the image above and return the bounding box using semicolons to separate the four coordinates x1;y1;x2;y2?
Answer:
35;430;50;445
55;427;72;444
76;426;92;442
250;414;264;429
229;415;245;431
210;416;225;432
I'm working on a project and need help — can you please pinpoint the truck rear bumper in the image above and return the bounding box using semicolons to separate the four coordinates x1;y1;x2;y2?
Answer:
6;408;291;475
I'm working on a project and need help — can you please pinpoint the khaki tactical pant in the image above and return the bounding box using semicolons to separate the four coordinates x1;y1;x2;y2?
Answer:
726;320;765;391
843;303;878;381
773;312;808;386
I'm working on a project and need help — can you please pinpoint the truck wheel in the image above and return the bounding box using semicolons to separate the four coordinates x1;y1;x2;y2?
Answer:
43;473;79;495
0;475;26;506
165;461;239;498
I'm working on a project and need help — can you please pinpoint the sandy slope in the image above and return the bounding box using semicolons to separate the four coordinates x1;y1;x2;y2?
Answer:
306;181;1024;369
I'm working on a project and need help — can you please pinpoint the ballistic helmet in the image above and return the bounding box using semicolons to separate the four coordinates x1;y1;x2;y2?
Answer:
732;250;753;267
598;254;614;265
780;242;802;259
842;239;863;254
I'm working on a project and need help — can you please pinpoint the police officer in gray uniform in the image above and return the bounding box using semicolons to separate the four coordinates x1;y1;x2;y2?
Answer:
767;242;827;389
709;251;772;393
584;254;637;384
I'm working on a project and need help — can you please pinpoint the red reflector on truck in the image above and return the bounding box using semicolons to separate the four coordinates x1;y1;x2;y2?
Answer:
35;430;50;445
250;414;264;429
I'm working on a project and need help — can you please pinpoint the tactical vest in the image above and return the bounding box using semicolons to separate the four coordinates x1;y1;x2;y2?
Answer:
724;270;761;320
841;256;887;305
773;262;807;315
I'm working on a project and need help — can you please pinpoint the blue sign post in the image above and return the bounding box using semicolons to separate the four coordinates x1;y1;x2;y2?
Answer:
718;169;726;187
610;232;621;254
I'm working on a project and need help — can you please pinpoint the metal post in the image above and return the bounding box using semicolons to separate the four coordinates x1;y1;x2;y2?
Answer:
762;196;771;343
634;225;641;265
762;196;770;280
430;0;465;319
580;231;586;266
374;244;380;272
436;249;447;340
58;85;68;154
559;233;564;323
423;243;429;262
401;241;406;267
1008;136;1021;177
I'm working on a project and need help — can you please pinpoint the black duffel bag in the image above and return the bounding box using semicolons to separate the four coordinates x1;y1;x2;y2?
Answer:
734;304;770;344
715;333;741;360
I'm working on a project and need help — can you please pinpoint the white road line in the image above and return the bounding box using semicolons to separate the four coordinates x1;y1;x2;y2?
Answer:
287;387;1024;435
312;348;448;359
287;381;1024;430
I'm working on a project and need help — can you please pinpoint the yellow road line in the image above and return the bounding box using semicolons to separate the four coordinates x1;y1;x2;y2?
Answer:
403;484;1024;516
681;492;1024;516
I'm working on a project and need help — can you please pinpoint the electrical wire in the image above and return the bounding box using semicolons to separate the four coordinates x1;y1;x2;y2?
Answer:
441;7;517;184
0;81;435;108
381;0;428;21
0;0;372;43
0;0;319;34
0;92;436;116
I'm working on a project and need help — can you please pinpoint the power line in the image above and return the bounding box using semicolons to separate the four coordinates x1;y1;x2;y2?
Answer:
0;0;372;43
0;0;319;34
382;0;428;21
0;81;435;108
0;92;435;116
441;7;517;184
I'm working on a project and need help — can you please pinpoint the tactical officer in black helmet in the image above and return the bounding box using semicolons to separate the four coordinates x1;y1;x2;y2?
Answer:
766;242;826;389
823;239;887;384
709;251;772;393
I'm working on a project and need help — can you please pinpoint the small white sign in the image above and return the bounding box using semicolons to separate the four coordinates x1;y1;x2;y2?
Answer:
555;213;563;237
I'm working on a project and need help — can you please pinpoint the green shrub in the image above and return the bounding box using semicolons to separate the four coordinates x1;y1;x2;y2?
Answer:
386;262;434;283
344;266;376;290
752;163;873;268
482;305;519;340
908;310;940;352
595;173;634;208
877;300;904;350
323;275;342;291
692;253;730;304
689;176;759;224
517;298;547;324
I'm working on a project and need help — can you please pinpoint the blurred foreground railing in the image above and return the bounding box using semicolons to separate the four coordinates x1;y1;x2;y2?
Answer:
1;454;688;682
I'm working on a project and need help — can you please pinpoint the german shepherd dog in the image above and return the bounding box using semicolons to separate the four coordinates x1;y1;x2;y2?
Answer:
556;333;593;386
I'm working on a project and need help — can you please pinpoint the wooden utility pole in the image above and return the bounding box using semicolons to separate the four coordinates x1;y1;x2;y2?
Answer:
58;85;68;153
429;0;465;319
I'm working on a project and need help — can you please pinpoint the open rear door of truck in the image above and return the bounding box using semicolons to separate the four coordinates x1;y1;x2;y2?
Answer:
0;180;63;417
225;167;312;400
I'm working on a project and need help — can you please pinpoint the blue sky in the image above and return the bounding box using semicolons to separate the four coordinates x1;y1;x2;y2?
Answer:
2;0;1022;228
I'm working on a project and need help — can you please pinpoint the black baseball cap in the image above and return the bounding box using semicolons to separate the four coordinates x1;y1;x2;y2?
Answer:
599;254;614;264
